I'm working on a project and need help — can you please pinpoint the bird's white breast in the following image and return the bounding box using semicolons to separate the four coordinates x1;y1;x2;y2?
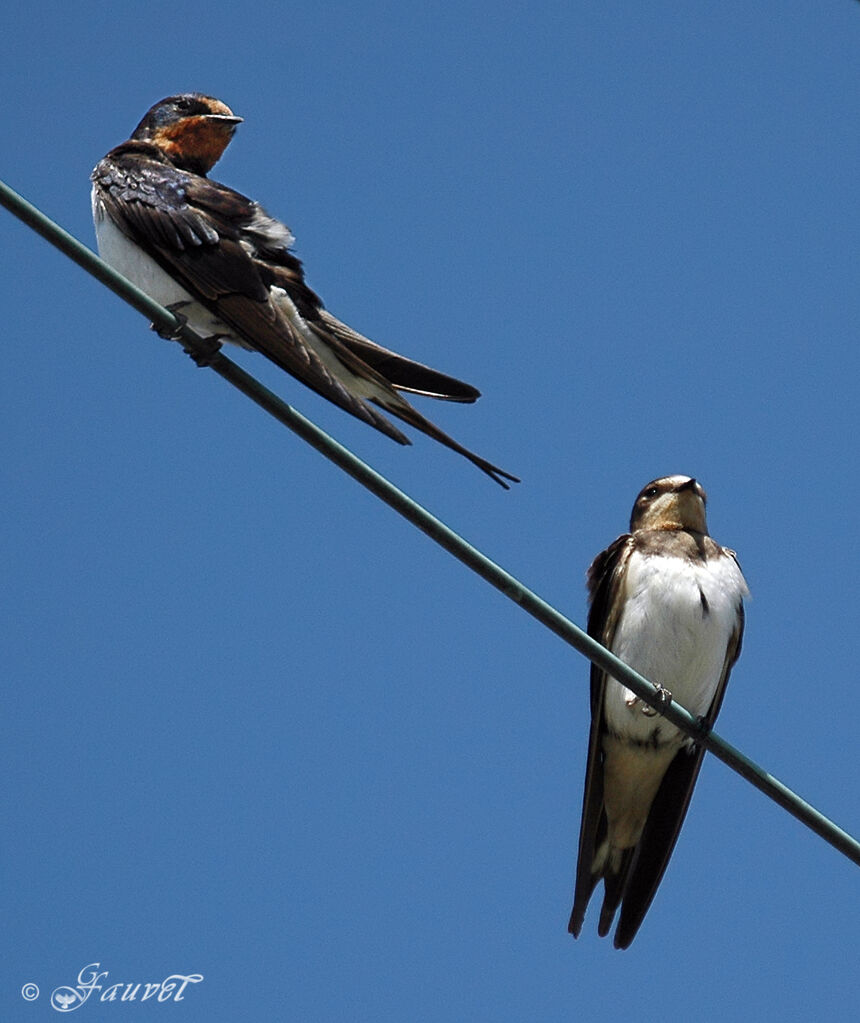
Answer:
604;548;747;745
91;188;238;342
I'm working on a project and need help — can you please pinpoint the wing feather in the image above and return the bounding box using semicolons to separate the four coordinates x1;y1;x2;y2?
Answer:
568;535;633;937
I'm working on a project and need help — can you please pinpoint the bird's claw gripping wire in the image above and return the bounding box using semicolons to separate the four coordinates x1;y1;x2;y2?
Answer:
641;683;673;717
150;302;224;367
181;334;224;368
151;301;191;341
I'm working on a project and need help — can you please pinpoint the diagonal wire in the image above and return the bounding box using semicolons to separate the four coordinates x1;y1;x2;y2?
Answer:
2;177;858;868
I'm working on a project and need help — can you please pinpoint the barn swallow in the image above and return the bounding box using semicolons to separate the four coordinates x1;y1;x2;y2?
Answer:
91;94;518;487
569;475;748;948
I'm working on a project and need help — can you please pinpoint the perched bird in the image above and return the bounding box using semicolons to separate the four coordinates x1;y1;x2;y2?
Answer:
569;475;748;948
91;94;518;487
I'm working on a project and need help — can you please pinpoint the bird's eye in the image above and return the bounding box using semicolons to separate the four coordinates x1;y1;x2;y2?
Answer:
172;97;198;115
644;486;659;498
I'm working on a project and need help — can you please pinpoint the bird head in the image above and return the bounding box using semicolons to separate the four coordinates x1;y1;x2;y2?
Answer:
131;93;242;174
629;475;708;534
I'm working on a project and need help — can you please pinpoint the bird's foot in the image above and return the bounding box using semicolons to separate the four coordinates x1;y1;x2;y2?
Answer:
151;301;191;341
150;303;224;366
182;334;224;368
642;683;672;717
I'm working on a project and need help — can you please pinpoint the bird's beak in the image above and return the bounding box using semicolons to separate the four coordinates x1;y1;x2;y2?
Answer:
206;114;243;126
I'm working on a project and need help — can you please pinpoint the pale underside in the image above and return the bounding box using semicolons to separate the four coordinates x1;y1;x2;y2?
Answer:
598;548;747;860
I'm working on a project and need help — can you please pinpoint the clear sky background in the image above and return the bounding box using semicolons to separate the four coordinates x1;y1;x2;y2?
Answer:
2;2;858;1020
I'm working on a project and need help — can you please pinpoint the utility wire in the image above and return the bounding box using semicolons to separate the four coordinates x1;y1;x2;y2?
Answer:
2;177;858;869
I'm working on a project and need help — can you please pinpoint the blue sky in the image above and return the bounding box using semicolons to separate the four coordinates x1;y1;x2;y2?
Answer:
2;1;858;1019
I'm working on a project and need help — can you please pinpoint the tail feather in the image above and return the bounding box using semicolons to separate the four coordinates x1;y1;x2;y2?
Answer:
244;296;517;486
597;846;635;937
373;394;519;489
318;311;481;402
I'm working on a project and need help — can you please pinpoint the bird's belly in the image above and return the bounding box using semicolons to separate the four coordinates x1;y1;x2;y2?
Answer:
92;197;239;343
604;553;741;746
